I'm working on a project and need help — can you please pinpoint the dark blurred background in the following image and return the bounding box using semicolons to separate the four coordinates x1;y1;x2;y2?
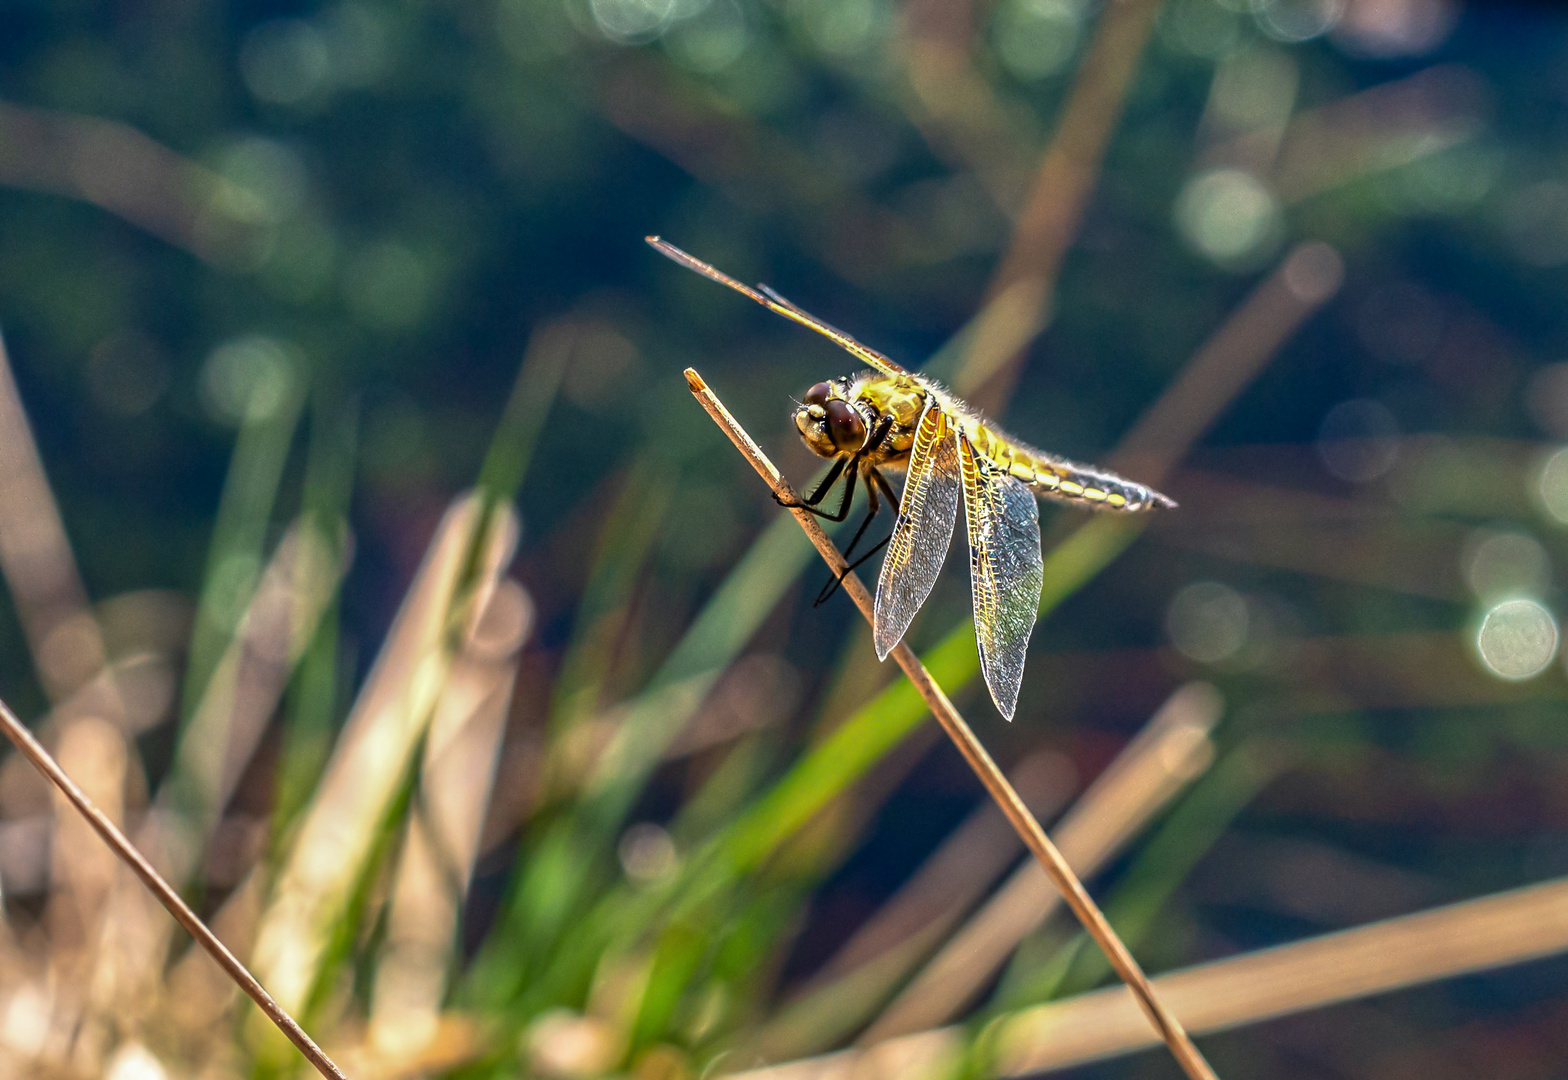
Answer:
4;0;1568;1078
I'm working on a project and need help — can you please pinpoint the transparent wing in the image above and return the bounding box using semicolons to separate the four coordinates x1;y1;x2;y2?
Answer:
960;434;1044;721
647;237;907;376
873;401;960;659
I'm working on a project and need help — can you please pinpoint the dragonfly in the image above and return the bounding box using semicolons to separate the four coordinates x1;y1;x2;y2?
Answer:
649;237;1174;720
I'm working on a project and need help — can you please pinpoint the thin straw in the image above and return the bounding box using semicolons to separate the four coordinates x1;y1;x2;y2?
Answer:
730;870;1568;1080
0;696;347;1080
864;682;1221;1040
684;368;1219;1080
953;0;1165;409
996;870;1568;1073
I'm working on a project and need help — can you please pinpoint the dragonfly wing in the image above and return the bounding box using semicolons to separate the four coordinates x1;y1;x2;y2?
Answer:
755;284;908;376
960;434;1044;721
873;401;960;659
646;237;907;376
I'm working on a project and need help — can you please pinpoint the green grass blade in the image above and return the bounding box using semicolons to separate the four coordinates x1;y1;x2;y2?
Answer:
181;377;306;722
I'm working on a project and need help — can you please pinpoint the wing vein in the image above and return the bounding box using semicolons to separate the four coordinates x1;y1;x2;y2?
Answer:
960;433;1044;720
873;400;960;658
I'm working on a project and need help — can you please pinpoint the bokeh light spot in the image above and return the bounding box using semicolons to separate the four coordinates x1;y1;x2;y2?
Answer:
1167;581;1249;664
1253;0;1345;42
1535;446;1568;524
3;986;50;1057
1316;398;1401;483
794;0;888;58
561;323;642;413
1463;528;1551;601
992;0;1084;81
201;335;298;425
215;138;309;226
239;20;330;106
105;1044;169;1080
590;0;682;43
1476;598;1558;681
317;2;392;87
1175;169;1282;268
619;823;678;884
664;0;749;72
343;241;430;332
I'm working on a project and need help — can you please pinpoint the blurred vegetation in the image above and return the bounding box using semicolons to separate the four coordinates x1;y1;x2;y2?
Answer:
2;0;1568;1078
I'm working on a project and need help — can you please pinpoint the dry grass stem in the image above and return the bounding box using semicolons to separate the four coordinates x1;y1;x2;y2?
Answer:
864;682;1221;1040
897;0;1038;210
365;578;532;1063
0;695;347;1080
0;101;266;263
754;753;1075;1060
0;331;109;700
1256;65;1485;204
731;871;1568;1080
251;494;518;1037
955;0;1165;408
1113;242;1344;477
994;870;1568;1073
685;368;1219;1080
80;521;350;1042
170;520;350;846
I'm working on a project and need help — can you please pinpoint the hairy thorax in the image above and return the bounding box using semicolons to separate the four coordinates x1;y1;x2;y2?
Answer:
794;371;926;469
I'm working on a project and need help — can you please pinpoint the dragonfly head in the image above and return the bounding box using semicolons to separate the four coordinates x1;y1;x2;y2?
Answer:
795;381;868;458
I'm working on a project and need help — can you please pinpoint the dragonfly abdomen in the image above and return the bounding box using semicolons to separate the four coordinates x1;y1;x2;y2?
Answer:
987;441;1172;512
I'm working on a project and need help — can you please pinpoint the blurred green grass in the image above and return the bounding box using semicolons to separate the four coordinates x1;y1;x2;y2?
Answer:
2;1;1568;1078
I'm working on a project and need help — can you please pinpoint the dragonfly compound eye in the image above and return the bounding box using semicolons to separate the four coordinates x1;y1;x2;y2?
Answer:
825;399;867;452
804;382;833;406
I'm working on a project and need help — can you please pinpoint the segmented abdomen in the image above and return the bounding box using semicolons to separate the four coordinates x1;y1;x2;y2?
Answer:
970;425;1173;512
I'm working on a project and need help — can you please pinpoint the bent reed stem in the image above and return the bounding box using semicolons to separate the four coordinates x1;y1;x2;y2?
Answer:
684;368;1219;1080
0;695;348;1080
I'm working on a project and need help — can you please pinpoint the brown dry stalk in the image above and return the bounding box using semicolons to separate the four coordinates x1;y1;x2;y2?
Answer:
250;495;518;1033
1110;241;1344;477
0;696;347;1080
752;753;1075;1062
995;870;1568;1072
684;368;1219;1080
0;331;109;701
864;682;1221;1041
955;0;1166;409
0;101;265;264
731;870;1568;1080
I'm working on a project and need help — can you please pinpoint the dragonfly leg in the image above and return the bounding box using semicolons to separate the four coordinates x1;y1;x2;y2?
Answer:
840;479;881;562
813;533;893;605
813;467;896;607
780;460;859;523
777;457;864;526
776;455;847;510
780;412;892;521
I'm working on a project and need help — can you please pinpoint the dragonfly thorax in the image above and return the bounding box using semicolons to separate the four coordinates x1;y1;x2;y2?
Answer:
794;373;924;466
